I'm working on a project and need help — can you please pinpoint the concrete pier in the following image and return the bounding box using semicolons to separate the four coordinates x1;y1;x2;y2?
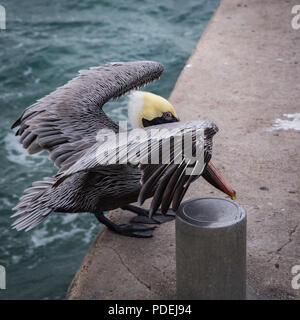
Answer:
67;0;300;300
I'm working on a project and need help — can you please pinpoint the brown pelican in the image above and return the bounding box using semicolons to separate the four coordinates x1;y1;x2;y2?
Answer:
11;61;236;237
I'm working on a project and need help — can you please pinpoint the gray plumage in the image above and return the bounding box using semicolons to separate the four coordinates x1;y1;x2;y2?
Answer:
11;61;218;231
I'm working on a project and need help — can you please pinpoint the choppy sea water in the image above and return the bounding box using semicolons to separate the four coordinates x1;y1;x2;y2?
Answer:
0;0;219;299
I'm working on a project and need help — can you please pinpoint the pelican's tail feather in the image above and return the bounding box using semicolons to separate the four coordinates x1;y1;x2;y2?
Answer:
11;177;54;231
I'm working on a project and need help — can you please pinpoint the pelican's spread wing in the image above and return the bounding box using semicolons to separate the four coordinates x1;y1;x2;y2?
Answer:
11;61;164;168
54;121;218;215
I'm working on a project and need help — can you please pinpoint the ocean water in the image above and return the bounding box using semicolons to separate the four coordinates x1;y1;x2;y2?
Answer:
0;0;219;299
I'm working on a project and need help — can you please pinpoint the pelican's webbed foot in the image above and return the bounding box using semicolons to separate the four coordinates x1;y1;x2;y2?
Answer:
121;204;175;225
94;211;156;238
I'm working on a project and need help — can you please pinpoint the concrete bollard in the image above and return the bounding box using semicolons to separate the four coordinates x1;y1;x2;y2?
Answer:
176;197;246;300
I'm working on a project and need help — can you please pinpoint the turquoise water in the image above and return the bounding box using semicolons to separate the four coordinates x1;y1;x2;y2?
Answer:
0;0;219;299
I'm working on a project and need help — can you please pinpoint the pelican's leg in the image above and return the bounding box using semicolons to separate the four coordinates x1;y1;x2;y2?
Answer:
94;211;156;238
121;204;175;224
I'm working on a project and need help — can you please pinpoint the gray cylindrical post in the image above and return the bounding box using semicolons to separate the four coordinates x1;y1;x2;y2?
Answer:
176;197;246;300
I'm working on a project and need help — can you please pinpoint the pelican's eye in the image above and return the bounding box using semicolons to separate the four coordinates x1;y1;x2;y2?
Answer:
163;112;173;120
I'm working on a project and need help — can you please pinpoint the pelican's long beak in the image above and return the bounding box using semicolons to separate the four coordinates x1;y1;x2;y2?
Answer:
202;161;237;200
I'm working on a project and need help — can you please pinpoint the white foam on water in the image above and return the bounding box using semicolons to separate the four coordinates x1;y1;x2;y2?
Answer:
4;132;48;167
30;215;97;248
61;214;78;224
31;224;86;248
266;113;300;131
23;67;32;76
12;255;22;264
83;223;97;244
0;92;23;99
0;196;14;210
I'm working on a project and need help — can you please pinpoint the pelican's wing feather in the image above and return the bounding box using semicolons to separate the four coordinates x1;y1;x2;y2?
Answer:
11;61;164;168
54;120;218;214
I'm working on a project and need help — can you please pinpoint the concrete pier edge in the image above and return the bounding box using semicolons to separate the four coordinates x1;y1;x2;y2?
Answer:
66;0;300;300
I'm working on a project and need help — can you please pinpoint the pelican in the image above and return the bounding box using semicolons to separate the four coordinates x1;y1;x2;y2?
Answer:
11;61;236;238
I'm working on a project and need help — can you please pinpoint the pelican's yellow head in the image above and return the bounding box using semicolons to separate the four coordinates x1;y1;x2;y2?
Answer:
128;91;179;128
